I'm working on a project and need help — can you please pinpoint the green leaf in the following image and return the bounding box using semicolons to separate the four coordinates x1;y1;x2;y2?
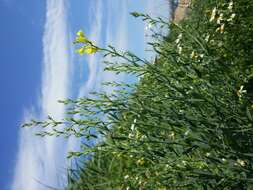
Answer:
246;106;253;121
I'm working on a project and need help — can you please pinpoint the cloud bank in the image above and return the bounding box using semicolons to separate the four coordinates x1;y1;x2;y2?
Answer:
78;0;129;97
12;0;72;189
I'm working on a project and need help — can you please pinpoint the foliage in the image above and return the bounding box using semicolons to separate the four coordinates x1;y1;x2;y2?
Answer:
23;0;253;189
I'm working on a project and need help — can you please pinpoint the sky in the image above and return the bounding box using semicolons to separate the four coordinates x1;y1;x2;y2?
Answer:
0;1;171;190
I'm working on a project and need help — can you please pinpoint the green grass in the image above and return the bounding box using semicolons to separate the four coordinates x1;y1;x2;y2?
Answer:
24;0;253;189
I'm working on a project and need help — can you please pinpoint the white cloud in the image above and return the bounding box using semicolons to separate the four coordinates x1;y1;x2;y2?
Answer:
12;0;72;189
77;0;104;98
101;0;129;93
78;0;129;97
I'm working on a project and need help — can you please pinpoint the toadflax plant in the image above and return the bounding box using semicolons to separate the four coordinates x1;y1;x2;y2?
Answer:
24;0;253;189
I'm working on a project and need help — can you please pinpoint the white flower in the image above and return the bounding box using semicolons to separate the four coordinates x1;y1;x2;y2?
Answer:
237;159;246;166
140;135;147;140
128;133;134;138
200;54;204;58
205;34;210;42
220;24;225;33
228;1;233;11
217;13;223;24
97;146;102;150
222;158;226;162
184;130;190;136
206;152;211;157
124;175;129;180
175;34;182;44
216;24;225;33
237;85;247;98
130;118;137;131
228;13;236;22
130;123;135;131
190;51;195;59
178;46;182;54
169;132;175;139
210;7;217;22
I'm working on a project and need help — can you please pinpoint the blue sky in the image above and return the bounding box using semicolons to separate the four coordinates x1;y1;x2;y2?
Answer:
0;1;171;190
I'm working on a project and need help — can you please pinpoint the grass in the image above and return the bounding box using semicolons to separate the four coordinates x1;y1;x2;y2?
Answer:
24;0;253;189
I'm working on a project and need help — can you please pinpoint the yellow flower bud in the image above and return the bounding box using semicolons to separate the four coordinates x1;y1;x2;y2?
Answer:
76;30;85;37
84;46;99;54
76;47;85;55
76;46;98;55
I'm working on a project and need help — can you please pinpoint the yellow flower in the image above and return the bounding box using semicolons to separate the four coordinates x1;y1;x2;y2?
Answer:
74;30;90;44
85;46;98;54
76;47;85;55
74;30;91;44
74;36;90;44
76;30;84;37
76;46;98;55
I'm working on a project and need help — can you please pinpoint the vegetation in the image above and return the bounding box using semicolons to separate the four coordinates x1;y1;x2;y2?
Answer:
24;0;253;189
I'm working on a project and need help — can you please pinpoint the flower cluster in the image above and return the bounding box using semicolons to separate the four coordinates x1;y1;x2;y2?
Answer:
190;51;204;61
128;118;148;141
236;159;246;167
73;30;99;55
209;1;236;34
175;33;183;54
